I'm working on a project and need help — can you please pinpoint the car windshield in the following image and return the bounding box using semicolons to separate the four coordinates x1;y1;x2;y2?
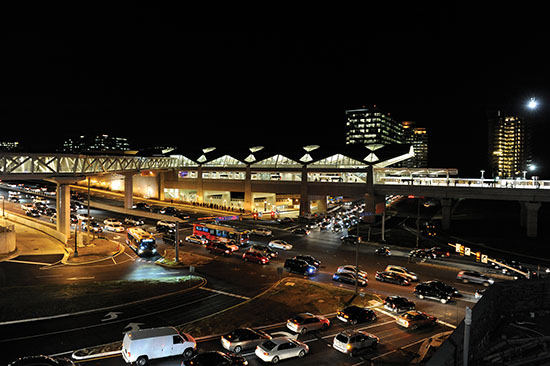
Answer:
261;340;277;351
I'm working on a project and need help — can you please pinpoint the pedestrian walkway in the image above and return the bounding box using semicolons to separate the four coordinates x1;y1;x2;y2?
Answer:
0;216;123;265
0;218;66;262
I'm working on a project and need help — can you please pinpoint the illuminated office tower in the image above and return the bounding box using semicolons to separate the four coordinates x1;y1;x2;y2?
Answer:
402;121;428;168
345;106;404;146
488;113;530;178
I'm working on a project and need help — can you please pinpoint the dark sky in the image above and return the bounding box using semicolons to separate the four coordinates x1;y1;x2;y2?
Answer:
2;6;550;177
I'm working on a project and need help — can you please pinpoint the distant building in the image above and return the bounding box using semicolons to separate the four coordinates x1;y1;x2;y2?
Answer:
345;106;404;147
61;134;131;154
488;112;531;178
402;121;428;168
0;141;21;151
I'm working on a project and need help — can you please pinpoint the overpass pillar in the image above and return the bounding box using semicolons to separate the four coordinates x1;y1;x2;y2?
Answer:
522;201;541;238
122;172;134;210
196;166;204;204
55;182;71;241
300;165;310;216
441;198;453;230
244;166;252;213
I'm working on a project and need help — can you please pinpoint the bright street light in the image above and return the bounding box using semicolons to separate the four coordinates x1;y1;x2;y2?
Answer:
527;98;538;109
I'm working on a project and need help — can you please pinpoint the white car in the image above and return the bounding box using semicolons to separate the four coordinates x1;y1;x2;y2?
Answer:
255;337;309;364
104;218;122;226
105;222;125;232
384;265;418;282
337;265;368;279
252;228;272;236
268;240;293;251
21;203;34;212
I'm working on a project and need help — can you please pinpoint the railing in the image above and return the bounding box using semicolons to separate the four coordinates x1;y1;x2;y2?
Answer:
376;176;550;189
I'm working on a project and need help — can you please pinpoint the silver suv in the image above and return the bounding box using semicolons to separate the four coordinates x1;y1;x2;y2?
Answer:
333;330;379;357
456;270;494;286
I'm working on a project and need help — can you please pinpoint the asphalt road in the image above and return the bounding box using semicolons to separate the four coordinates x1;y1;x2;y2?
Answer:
0;186;498;365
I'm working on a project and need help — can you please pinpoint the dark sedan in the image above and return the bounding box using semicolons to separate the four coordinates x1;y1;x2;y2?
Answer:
336;305;376;325
183;351;247;366
332;272;367;287
383;296;416;313
375;271;410;286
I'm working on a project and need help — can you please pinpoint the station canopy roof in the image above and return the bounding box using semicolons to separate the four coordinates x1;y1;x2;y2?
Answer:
163;144;415;168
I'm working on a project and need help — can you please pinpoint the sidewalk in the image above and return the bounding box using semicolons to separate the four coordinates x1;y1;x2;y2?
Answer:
63;237;124;265
0;218;67;262
0;216;123;265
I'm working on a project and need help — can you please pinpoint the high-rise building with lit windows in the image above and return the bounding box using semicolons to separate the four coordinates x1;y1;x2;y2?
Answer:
402;121;428;168
488;112;530;178
345;106;403;146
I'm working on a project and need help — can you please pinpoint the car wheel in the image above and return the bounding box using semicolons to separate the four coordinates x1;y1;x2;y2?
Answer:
298;350;306;358
350;319;357;325
300;328;308;335
321;323;329;331
483;281;490;287
412;324;418;330
183;348;194;358
271;356;280;364
462;279;469;284
371;341;378;349
233;345;242;353
136;356;148;366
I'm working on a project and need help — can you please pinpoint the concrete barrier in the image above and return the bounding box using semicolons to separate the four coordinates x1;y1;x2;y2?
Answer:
0;223;16;254
3;212;68;244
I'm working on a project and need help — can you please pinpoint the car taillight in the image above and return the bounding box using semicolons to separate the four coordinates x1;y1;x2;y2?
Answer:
263;352;269;356
127;351;131;357
404;320;409;327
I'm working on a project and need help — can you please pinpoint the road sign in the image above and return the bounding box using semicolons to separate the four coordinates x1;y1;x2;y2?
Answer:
455;244;462;253
464;247;471;256
481;254;488;264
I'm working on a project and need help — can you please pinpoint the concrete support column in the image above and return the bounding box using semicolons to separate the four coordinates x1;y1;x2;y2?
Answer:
310;195;328;213
56;182;71;240
441;198;453;230
158;171;165;201
299;165;310;216
524;201;541;238
244;166;252;213
122;172;134;209
196;166;204;204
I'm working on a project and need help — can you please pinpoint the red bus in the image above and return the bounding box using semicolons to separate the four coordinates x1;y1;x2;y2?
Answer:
192;223;250;247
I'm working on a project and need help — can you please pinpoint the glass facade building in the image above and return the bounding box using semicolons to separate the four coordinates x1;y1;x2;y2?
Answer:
345;106;404;146
488;114;530;178
402;121;428;168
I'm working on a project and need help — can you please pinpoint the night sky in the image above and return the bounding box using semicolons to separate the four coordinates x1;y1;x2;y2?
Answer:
2;6;550;178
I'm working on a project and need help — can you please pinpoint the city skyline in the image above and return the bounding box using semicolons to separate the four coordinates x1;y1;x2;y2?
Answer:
2;9;550;178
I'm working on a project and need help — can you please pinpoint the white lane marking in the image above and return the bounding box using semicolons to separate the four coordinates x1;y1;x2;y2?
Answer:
199;287;251;300
66;276;95;281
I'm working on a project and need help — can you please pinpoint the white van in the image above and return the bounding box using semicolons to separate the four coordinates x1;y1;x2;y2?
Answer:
122;327;196;366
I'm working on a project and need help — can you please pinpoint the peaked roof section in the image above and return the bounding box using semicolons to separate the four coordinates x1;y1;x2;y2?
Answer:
163;144;414;168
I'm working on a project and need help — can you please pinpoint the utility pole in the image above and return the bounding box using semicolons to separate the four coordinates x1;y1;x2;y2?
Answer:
174;221;180;264
416;198;421;248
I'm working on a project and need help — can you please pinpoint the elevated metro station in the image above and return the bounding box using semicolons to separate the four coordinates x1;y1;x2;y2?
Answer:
2;143;550;239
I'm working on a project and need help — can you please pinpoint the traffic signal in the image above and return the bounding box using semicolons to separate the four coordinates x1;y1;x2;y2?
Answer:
475;252;481;262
